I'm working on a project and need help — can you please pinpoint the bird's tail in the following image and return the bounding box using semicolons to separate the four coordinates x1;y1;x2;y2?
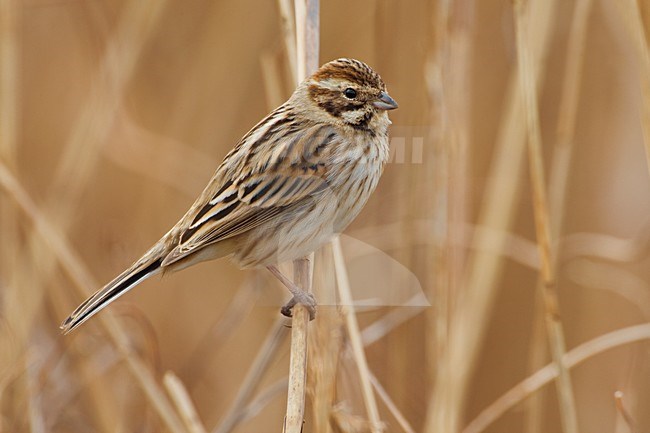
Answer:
60;242;167;334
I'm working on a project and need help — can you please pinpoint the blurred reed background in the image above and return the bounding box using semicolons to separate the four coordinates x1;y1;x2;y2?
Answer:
1;0;650;432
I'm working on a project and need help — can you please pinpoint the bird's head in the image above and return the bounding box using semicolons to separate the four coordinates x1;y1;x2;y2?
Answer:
295;58;398;131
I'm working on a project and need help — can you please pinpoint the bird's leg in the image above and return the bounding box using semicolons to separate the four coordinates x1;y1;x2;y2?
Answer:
266;265;316;320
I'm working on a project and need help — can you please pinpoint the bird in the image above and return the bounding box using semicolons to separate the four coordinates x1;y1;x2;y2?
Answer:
60;58;398;334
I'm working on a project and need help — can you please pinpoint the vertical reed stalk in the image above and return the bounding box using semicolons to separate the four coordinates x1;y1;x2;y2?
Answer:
424;1;474;431
284;256;313;433
514;1;579;432
526;1;593;432
284;2;319;431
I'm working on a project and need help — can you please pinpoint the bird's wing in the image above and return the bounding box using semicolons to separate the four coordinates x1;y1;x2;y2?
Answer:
161;120;339;266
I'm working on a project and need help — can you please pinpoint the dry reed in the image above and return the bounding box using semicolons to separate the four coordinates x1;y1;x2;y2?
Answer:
514;0;579;431
2;1;649;432
282;1;319;431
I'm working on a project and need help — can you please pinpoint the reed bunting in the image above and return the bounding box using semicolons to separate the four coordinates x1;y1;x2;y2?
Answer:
61;58;398;333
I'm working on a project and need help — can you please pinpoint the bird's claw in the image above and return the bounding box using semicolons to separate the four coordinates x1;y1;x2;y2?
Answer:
281;292;317;320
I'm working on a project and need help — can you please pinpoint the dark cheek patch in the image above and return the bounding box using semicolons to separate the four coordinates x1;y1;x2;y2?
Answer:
308;84;368;118
320;100;342;117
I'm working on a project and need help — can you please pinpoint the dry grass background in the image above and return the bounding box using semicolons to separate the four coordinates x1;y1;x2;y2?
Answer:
1;0;650;432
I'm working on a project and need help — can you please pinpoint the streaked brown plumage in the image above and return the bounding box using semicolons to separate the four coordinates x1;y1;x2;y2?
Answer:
61;58;397;333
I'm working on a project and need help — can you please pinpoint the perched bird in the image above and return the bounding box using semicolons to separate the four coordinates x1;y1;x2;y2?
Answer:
61;58;398;334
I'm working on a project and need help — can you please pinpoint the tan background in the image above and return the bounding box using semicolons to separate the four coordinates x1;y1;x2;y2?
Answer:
1;0;649;432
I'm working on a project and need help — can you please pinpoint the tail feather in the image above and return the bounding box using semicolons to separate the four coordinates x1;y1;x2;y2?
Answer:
60;258;162;334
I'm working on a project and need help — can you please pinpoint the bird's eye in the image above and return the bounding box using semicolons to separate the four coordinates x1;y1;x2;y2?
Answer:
343;88;357;99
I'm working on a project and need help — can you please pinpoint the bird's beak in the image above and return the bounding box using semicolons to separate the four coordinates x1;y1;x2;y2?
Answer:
373;91;398;110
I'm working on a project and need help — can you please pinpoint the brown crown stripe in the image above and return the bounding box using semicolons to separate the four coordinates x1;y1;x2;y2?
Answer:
312;59;385;90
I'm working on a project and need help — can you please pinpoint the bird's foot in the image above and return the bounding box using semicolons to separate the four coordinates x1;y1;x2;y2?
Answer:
267;264;317;320
281;291;317;320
